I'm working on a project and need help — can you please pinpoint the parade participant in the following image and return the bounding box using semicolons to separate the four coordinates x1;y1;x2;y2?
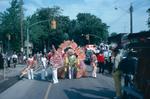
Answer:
76;56;87;78
58;53;68;79
75;47;87;78
112;49;122;99
27;54;34;80
66;48;77;79
12;52;18;68
91;52;98;78
97;51;105;74
68;53;77;79
41;54;48;80
50;45;63;84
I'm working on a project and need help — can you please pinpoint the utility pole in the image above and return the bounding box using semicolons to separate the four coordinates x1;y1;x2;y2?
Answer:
129;3;133;34
20;0;24;52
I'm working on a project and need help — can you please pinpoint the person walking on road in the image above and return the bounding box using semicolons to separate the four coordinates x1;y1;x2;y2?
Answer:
97;51;105;74
27;54;34;80
50;45;63;84
68;53;77;79
41;54;48;80
91;52;98;78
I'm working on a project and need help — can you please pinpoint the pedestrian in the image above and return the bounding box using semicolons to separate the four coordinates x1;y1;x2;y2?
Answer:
0;53;4;69
27;54;34;80
7;55;11;67
97;51;105;74
41;54;48;80
50;45;63;84
112;49;122;99
23;54;27;64
12;52;18;68
91;52;97;78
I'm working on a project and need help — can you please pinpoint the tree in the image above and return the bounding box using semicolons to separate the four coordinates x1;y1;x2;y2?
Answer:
110;32;117;37
0;0;23;52
28;7;70;52
68;13;109;45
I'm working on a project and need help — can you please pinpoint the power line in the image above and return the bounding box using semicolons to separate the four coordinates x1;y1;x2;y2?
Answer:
109;11;127;26
131;0;150;11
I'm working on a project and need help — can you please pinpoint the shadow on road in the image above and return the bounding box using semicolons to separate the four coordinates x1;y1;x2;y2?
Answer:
64;87;115;99
0;76;19;93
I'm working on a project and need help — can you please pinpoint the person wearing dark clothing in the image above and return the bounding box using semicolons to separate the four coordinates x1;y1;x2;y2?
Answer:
118;51;138;86
119;52;137;75
0;53;4;69
7;56;11;67
97;51;105;73
12;52;18;68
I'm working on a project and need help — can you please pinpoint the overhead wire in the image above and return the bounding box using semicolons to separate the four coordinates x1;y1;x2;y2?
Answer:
109;11;128;26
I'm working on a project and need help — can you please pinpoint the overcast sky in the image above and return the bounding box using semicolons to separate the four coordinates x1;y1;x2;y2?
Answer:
0;0;150;34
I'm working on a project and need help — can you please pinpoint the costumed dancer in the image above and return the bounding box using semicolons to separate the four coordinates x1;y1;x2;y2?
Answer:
27;54;35;80
91;52;98;78
75;47;87;78
50;45;63;84
67;48;77;79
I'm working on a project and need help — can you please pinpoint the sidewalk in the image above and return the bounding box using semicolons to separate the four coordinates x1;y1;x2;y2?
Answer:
0;64;25;93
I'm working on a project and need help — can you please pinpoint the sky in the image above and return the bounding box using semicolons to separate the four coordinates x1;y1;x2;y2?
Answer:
0;0;150;34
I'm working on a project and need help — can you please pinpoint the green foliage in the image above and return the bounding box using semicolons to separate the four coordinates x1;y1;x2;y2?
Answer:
110;32;117;37
68;13;109;45
0;0;22;52
28;7;70;51
0;2;109;52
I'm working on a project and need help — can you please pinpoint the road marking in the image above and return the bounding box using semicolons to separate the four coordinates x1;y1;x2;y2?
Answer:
44;83;52;99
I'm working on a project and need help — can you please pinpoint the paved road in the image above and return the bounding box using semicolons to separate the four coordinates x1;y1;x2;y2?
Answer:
0;66;115;99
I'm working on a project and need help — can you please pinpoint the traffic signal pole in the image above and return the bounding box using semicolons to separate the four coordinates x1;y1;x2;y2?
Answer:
26;19;56;57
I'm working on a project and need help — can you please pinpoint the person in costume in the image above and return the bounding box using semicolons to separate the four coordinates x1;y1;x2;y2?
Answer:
50;45;63;84
91;52;98;78
27;54;35;80
67;48;77;79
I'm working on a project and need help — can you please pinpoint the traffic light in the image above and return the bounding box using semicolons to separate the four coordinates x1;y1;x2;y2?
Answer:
51;19;56;29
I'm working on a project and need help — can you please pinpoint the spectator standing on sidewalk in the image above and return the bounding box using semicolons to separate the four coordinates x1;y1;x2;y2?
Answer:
112;49;122;99
0;53;4;69
7;55;11;67
12;52;18;68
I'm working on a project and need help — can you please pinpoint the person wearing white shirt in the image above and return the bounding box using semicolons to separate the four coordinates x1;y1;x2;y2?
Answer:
12;52;18;68
27;54;34;80
41;54;48;80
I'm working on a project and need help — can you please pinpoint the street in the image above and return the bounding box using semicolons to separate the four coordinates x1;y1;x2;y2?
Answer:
0;66;115;99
